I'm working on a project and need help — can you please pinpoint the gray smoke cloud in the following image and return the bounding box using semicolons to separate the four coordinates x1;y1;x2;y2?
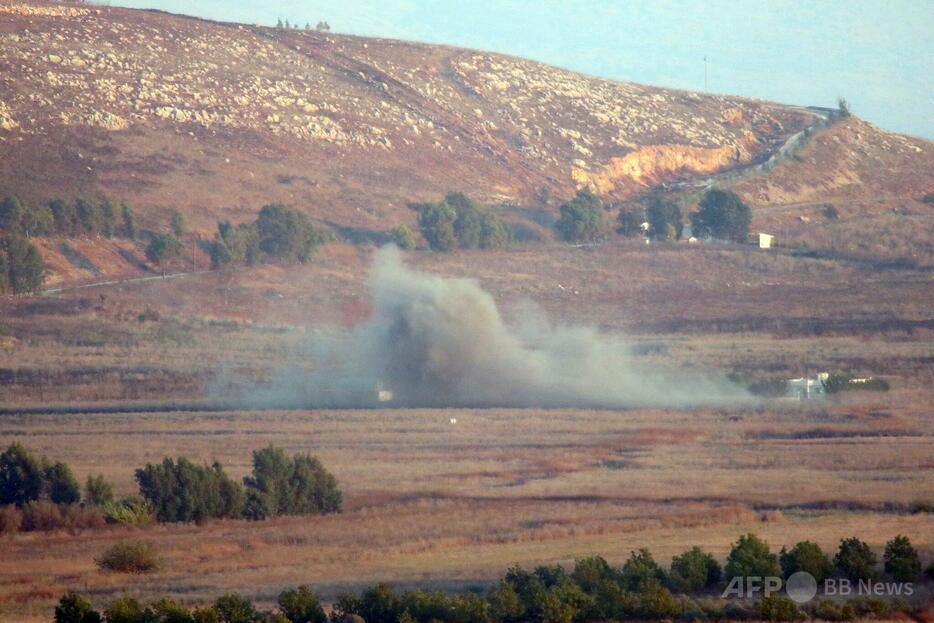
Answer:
236;246;747;409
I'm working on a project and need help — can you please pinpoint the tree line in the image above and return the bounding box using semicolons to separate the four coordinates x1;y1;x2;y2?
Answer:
409;192;510;252
53;531;932;623
554;188;753;244
0;195;137;240
0;443;341;533
209;203;332;269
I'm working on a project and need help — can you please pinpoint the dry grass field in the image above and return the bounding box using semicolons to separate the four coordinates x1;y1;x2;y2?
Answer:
1;241;932;621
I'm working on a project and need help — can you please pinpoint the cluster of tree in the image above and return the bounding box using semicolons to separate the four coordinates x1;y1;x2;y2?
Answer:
559;188;753;244
55;531;931;623
0;444;153;533
56;585;329;623
136;446;342;523
276;18;331;31
0;195;136;240
410;193;510;251
210;204;330;269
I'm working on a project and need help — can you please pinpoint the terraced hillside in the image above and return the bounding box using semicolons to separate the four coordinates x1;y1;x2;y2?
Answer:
0;1;810;234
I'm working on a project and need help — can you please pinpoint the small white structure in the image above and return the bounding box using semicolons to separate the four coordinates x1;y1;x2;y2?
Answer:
786;372;829;401
757;233;775;249
375;381;394;402
449;417;457;425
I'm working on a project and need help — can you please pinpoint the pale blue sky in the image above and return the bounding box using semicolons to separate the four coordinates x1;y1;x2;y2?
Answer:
118;0;933;138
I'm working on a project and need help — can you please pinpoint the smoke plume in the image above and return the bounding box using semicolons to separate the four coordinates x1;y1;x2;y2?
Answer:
244;247;746;409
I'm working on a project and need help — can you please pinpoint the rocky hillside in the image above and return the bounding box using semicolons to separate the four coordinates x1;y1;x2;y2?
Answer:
0;1;813;235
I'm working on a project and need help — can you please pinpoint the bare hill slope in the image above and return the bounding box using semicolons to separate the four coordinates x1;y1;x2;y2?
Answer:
1;1;812;233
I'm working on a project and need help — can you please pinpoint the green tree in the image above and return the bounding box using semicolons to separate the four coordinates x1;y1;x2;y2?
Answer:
646;197;682;240
74;198;99;235
571;555;617;594
50;198;77;236
213;593;257;623
412;201;457;251
135;457;245;522
0;443;46;506
170;210;186;238
390;224;416;250
145;234;183;274
616;207;644;237
448;192;483;249
279;586;326;623
883;535;920;582
99;199;117;238
479;212;510;249
0;195;25;233
669;546;722;592
103;597;152;623
488;581;523;623
620;548;667;591
44;461;81;504
54;592;103;623
2;233;45;293
358;584;402;623
85;474;115;507
690;188;751;242
256;204;326;262
780;541;833;582
243;446;341;519
15;199;55;237
120;202;136;239
554;190;606;243
725;533;780;580
833;537;877;581
210;236;234;269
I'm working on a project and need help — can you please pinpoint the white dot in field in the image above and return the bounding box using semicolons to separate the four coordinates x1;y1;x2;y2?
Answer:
449;417;457;424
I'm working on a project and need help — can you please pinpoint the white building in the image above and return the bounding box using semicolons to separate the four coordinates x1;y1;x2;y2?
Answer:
758;233;775;249
786;372;829;401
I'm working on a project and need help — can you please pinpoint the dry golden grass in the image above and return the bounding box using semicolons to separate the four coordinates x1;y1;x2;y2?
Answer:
0;241;931;621
0;402;931;621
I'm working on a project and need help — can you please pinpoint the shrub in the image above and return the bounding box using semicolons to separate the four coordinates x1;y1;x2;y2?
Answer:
21;499;64;531
101;496;154;526
95;540;161;574
84;474;115;507
391;224;416;250
670;546;722;592
811;598;854;621
620;548;667;591
0;195;25;233
646;197;682;241
780;541;833;582
834;537;877;581
278;585;327;623
725;533;780;580
883;535;920;581
60;503;106;531
135;457;245;522
242;446;341;520
758;594;797;622
412;193;508;251
690;189;751;242
55;592;103;623
0;504;23;535
555;190;606;243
